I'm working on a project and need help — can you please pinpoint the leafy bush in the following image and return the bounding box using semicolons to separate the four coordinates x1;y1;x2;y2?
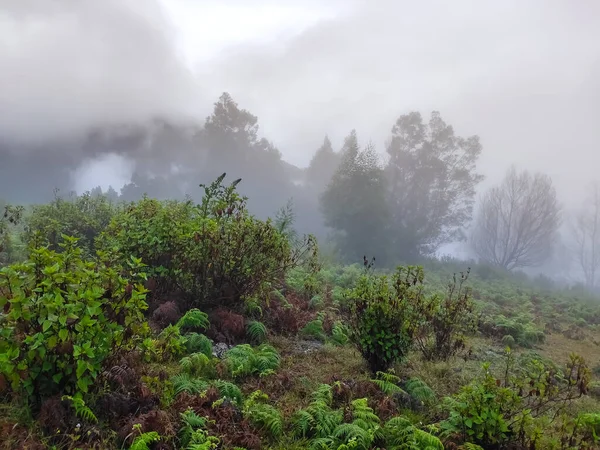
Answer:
99;175;314;310
301;313;327;341
24;191;118;256
0;236;149;400
242;390;283;437
330;321;349;346
0;204;25;266
344;266;423;373
413;269;476;361
440;350;591;448
184;333;213;357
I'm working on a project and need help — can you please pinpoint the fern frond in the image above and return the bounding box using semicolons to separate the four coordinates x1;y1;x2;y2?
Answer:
177;308;210;332
404;377;435;403
129;430;160;450
246;320;267;343
330;321;349;346
171;373;210;395
61;394;98;423
184;332;213;357
212;379;243;406
179;352;212;376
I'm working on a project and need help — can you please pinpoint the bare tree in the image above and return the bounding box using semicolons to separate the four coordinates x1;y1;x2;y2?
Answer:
571;182;600;290
471;166;561;270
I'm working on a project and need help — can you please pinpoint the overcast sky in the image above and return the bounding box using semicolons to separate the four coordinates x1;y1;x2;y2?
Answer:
1;0;599;200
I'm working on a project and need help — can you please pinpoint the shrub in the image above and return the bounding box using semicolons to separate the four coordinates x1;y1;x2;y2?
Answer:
0;204;24;266
24;191;118;256
413;269;476;361
0;236;149;401
440;350;591;448
99;175;315;311
301;313;327;342
344;266;423;373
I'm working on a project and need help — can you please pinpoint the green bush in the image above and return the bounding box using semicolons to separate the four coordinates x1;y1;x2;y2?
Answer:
440;351;592;448
344;266;423;373
0;235;149;400
24;192;118;256
99;175;313;310
222;343;280;378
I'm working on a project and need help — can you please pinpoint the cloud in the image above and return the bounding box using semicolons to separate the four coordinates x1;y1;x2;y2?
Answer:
0;0;202;150
193;0;600;200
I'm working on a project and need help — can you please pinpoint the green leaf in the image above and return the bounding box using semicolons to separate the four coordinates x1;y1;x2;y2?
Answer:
42;320;52;332
59;329;68;342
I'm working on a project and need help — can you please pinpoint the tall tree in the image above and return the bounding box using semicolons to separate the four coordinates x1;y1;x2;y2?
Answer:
320;130;389;263
204;92;259;167
306;136;340;192
471;166;561;270
386;111;483;259
572;182;600;290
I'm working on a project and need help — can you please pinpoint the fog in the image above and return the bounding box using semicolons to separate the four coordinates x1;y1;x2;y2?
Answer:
1;0;599;279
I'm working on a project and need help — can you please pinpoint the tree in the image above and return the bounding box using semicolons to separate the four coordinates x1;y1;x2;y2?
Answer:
306;136;340;193
320;130;389;263
386;111;483;259
471;166;561;270
572;182;600;290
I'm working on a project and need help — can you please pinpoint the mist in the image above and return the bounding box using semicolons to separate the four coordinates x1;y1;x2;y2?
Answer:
1;0;599;282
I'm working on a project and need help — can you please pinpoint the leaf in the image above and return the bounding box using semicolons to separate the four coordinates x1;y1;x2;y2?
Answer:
42;320;52;332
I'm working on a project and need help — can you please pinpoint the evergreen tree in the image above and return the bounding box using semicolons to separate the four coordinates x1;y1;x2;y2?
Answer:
320;130;389;263
306;136;340;193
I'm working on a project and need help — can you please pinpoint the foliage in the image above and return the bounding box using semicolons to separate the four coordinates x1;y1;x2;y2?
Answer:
0;204;25;266
344;266;424;373
330;321;350;346
413;268;476;360
177;308;210;333
179;353;213;377
223;344;281;378
385;110;484;259
184;333;213;357
246;320;268;343
383;416;444;450
301;313;327;342
62;393;98;423
440;350;591;448
243;390;283;437
24;191;119;256
129;428;161;450
179;409;220;449
0;235;149;400
100;174;314;309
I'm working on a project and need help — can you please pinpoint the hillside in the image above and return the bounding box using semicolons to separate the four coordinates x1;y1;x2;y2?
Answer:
0;178;599;450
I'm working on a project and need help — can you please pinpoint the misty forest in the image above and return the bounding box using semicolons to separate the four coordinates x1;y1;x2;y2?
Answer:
1;1;600;450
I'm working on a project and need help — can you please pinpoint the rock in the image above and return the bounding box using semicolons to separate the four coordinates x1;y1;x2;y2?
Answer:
212;342;232;359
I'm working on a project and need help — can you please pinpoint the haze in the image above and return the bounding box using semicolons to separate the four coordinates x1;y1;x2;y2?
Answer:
1;0;599;277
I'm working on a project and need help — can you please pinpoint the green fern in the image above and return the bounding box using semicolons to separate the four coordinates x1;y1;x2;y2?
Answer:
223;343;280;378
61;394;98;423
404;378;435;403
330;321;349;346
171;373;210;396
242;390;283;437
179;408;213;448
372;371;406;396
177;308;210;332
301;315;326;341
212;379;243;406
129;429;161;450
184;333;213;357
180;352;213;376
246;320;268;343
383;416;443;450
309;294;324;310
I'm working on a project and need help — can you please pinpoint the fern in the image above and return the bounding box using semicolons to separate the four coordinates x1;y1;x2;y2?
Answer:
372;371;406;396
223;343;280;378
171;373;210;396
179;408;218;449
384;416;443;450
246;320;268;343
177;308;210;332
309;294;324;310
184;333;213;357
301;314;326;341
404;378;435;403
61;394;98;423
330;321;349;346
212;379;243;406
242;390;283;437
129;429;160;450
180;352;212;376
